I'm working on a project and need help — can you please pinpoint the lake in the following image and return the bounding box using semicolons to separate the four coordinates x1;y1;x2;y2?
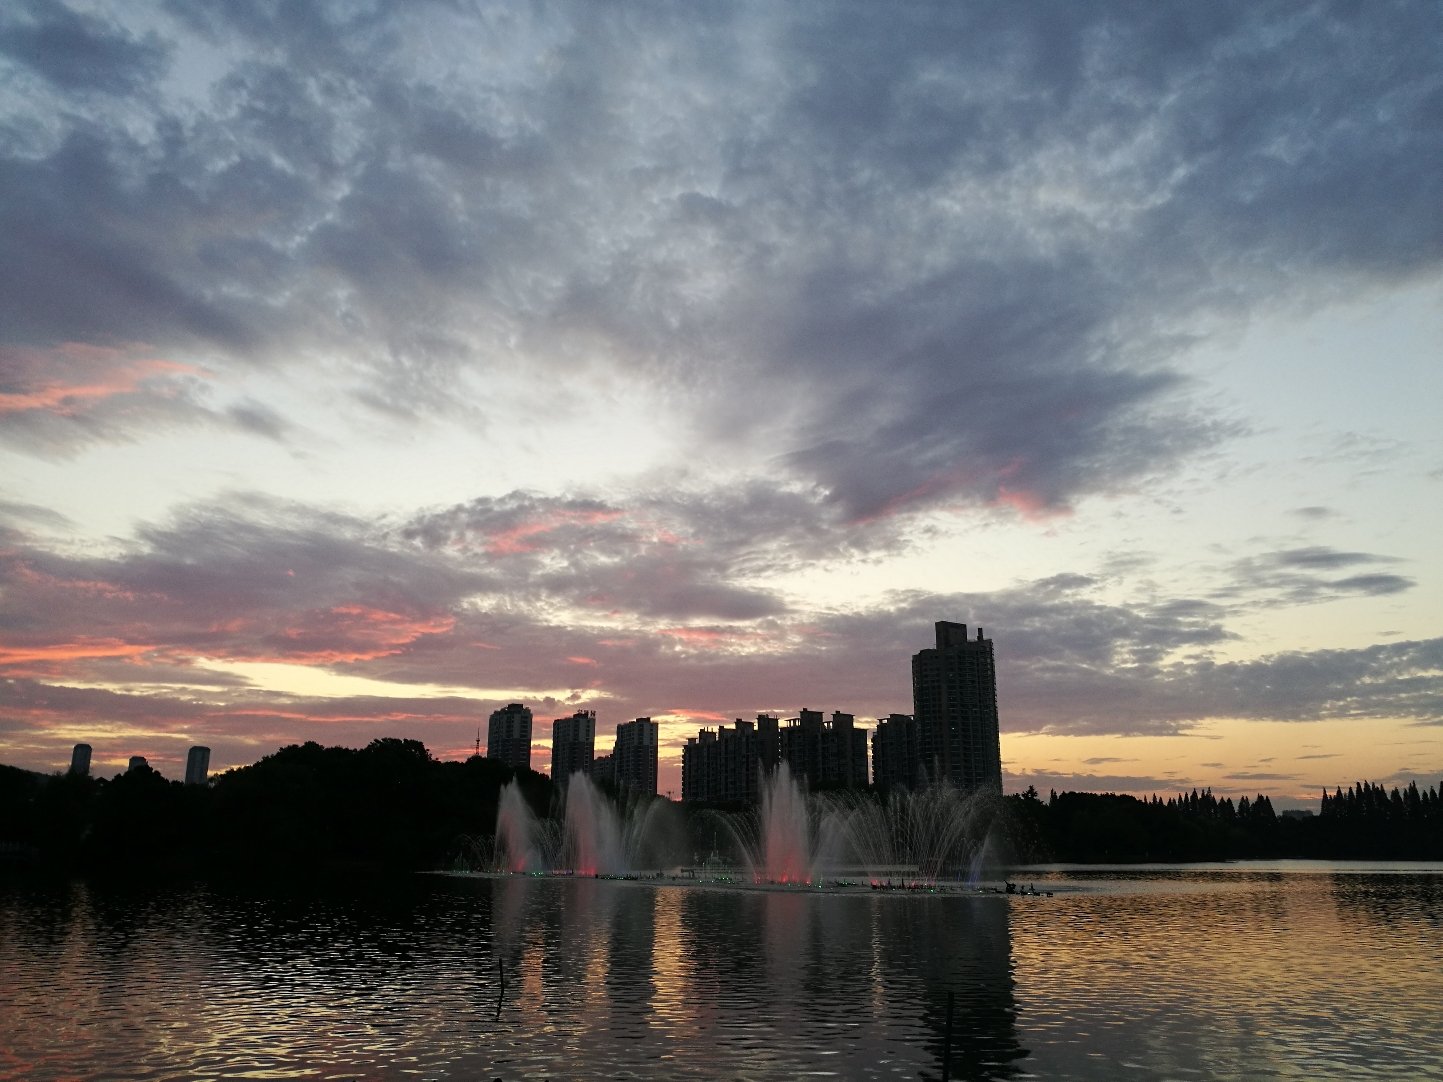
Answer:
2;862;1440;1080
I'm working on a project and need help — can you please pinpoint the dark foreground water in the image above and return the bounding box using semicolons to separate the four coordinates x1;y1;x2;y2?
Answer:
2;862;1440;1080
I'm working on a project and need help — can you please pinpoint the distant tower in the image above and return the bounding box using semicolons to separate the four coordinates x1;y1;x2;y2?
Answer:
613;716;659;796
487;703;533;772
68;743;92;778
871;714;920;791
912;622;1001;793
127;755;149;773
681;718;760;804
591;752;614;787
774;709;868;791
551;709;596;784
184;746;211;786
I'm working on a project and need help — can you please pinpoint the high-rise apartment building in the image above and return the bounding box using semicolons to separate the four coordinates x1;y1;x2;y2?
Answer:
487;703;533;772
614;716;658;796
591;752;614;788
871;713;920;791
776;709;868;791
683;709;868;803
551;709;596;784
184;745;211;786
68;743;92;778
682;718;762;804
912;622;1001;793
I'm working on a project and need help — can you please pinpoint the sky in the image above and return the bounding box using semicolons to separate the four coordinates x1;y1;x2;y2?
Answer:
1;1;1440;807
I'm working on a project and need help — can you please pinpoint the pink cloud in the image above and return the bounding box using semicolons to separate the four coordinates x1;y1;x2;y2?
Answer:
850;463;987;525
12;560;144;601
253;606;458;664
991;484;1067;522
483;508;625;555
0;638;156;665
659;627;731;645
0;343;204;416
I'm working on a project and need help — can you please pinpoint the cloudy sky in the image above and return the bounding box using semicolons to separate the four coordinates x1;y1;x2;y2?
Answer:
2;0;1440;805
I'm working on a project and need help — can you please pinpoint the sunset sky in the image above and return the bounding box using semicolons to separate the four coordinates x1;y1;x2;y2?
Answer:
2;1;1440;806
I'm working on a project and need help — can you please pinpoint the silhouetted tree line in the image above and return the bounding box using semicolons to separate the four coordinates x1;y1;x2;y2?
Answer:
4;743;1440;874
0;739;558;876
1001;780;1443;863
1316;780;1443;859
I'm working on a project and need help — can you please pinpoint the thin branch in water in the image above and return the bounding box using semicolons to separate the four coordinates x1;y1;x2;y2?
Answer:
494;953;506;1021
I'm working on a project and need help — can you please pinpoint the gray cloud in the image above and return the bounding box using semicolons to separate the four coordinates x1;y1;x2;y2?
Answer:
0;3;1439;780
0;0;169;95
1;490;1440;776
3;486;1438;745
1273;547;1395;571
0;497;73;532
0;2;1435;515
1219;545;1415;606
225;400;294;442
1225;772;1299;782
1331;574;1413;597
400;483;916;623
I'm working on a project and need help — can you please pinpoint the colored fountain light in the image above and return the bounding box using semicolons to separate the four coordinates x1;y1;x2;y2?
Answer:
757;762;813;884
494;780;547;873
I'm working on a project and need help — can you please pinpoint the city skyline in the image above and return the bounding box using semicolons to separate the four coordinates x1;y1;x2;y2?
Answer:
1;3;1440;807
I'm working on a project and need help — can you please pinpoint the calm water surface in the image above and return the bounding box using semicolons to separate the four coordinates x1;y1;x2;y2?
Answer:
1;862;1440;1080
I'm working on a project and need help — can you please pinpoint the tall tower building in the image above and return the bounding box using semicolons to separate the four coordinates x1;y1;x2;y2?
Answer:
912;622;1001;793
184;746;211;786
487;703;533;772
614;716;659;796
68;743;92;778
551;709;596;784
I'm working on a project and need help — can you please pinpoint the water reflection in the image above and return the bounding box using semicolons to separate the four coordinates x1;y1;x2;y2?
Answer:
1331;871;1443;932
2;869;1442;1080
875;897;1024;1080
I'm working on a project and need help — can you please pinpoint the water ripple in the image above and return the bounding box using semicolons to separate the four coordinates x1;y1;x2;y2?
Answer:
1;868;1441;1079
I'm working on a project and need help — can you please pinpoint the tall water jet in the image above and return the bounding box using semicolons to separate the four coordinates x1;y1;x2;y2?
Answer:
826;781;1001;886
561;772;625;875
757;762;813;884
495;780;543;872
